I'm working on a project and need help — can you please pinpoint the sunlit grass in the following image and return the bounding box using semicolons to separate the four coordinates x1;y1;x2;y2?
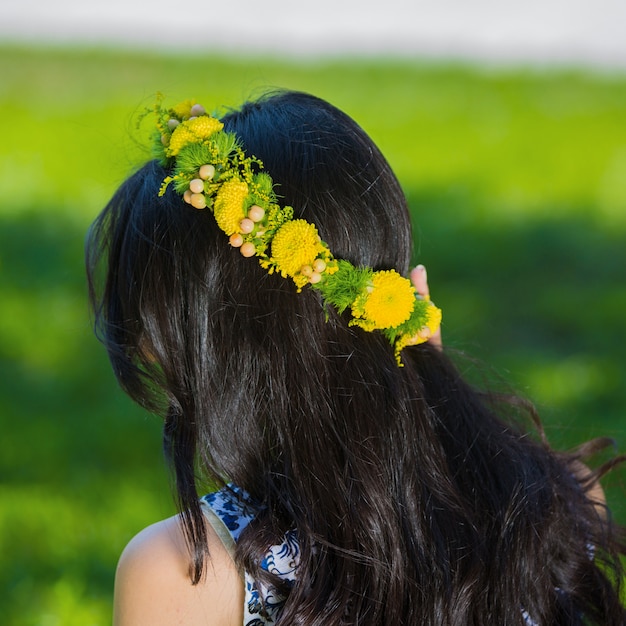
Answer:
1;44;625;624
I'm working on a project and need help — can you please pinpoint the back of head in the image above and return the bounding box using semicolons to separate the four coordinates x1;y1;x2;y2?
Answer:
88;90;418;488
87;90;625;625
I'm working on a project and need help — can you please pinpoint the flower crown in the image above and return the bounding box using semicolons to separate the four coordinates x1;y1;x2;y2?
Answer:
149;96;441;365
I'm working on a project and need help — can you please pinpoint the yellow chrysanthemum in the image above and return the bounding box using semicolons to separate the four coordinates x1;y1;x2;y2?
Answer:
352;270;415;330
424;302;442;337
393;301;442;365
171;99;196;119
167;116;224;156
271;220;322;278
213;180;249;236
403;302;443;347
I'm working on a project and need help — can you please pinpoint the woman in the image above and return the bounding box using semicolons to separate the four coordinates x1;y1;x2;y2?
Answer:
87;90;625;625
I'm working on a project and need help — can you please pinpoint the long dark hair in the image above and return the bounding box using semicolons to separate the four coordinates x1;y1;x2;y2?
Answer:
87;90;625;624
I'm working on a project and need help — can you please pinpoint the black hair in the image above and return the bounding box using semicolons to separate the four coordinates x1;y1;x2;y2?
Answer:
87;90;625;624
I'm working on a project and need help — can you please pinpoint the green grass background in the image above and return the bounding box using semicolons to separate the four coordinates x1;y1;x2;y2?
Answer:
1;45;625;625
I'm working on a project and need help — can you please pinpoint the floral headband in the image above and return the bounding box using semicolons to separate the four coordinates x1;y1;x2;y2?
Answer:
148;96;441;365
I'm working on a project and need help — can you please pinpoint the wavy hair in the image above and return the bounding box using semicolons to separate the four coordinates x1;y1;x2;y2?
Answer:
87;90;625;624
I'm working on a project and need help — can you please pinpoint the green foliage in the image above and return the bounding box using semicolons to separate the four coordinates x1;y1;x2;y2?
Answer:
316;260;371;313
253;172;276;199
175;142;214;175
1;44;625;624
212;130;240;162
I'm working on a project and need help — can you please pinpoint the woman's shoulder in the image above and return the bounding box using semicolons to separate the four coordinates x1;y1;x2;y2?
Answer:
113;514;244;626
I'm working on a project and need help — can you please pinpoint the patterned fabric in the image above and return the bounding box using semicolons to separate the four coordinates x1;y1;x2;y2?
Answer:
202;485;589;625
201;485;300;625
521;607;539;626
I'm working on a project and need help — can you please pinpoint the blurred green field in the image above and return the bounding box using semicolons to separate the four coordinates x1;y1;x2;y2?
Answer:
1;44;625;625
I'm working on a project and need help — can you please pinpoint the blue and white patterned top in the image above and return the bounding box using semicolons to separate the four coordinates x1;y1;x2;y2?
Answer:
201;485;581;625
201;485;300;625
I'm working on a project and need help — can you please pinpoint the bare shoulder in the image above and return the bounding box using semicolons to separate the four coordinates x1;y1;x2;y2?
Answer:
113;514;244;626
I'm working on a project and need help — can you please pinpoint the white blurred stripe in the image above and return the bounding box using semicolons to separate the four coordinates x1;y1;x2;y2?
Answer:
1;0;625;67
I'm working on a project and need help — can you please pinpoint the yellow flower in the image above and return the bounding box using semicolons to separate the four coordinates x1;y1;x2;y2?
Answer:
403;302;442;346
352;270;415;330
271;220;322;278
392;301;442;365
424;302;442;338
167;116;224;156
170;99;196;119
214;180;249;236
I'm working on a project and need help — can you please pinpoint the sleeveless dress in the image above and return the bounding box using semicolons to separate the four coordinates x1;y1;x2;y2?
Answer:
200;484;300;625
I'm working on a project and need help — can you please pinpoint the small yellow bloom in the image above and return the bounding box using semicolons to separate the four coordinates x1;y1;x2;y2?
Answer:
424;302;442;337
393;301;442;365
404;302;443;347
214;180;249;236
352;270;415;330
170;99;196;119
271;220;323;278
167;116;224;156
